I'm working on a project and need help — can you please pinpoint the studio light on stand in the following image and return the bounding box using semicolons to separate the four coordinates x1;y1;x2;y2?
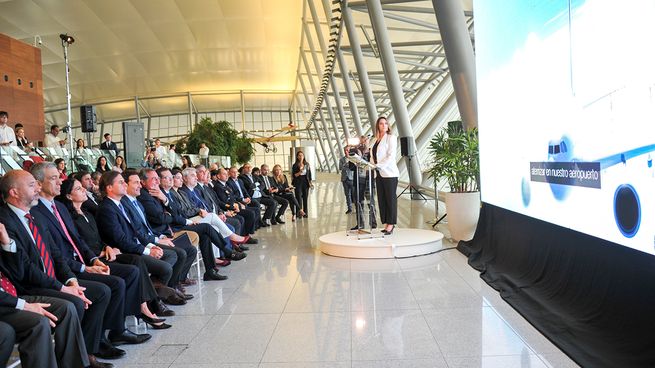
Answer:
60;33;76;171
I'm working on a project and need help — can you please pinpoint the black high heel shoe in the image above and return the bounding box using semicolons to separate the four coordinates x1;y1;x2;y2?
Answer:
382;225;395;235
141;315;165;324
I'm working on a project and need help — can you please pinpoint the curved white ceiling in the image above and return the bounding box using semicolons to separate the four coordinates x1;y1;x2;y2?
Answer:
0;0;303;112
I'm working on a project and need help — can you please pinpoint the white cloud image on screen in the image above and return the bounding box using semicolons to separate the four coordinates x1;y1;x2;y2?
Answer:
476;0;655;255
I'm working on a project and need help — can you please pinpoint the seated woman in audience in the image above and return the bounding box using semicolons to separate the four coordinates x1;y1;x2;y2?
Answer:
54;157;68;180
142;151;159;168
15;127;32;151
272;164;303;221
75;138;86;155
113;155;126;172
96;155;111;173
57;178;171;329
181;155;193;169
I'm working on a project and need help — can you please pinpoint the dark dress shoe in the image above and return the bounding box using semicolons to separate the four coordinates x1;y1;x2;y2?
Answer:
345;209;352;214
147;321;172;330
261;222;270;227
246;237;259;244
180;278;197;286
204;269;228;280
108;329;152;346
152;300;175;317
230;252;247;261
234;243;249;251
303;214;308;218
174;287;193;300
163;294;186;305
350;225;362;231
275;216;285;224
88;354;114;368
141;315;166;324
270;218;278;225
96;345;126;360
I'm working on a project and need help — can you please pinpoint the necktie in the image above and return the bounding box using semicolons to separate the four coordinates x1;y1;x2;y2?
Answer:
233;180;244;198
130;199;154;235
165;191;173;204
0;271;17;297
264;176;271;190
190;189;208;210
117;203;131;223
51;204;85;264
24;214;56;278
88;192;98;205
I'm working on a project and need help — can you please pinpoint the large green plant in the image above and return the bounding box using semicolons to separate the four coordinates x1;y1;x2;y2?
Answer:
178;117;255;164
428;121;479;193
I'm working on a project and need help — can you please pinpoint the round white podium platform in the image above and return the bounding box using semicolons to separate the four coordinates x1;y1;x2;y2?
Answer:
319;228;444;259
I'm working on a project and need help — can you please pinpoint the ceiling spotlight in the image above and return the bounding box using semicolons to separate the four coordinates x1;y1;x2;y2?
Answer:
59;34;74;45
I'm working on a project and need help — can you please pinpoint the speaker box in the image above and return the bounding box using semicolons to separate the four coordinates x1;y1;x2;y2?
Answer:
400;136;414;157
80;105;96;132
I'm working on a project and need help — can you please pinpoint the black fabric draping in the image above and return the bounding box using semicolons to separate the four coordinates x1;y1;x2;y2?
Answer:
459;203;655;368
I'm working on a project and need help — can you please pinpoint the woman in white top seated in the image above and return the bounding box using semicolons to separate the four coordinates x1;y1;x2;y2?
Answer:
371;116;400;235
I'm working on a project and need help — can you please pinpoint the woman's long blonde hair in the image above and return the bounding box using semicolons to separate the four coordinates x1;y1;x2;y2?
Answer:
272;164;286;184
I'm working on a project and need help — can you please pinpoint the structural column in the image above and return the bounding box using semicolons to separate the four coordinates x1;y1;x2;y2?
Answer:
301;51;339;171
366;0;422;188
343;1;378;131
303;21;345;154
337;49;364;136
431;0;477;129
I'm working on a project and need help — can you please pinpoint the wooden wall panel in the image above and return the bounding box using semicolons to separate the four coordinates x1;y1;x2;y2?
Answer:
0;33;45;143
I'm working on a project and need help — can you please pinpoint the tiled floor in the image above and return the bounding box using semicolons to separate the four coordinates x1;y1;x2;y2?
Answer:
113;174;579;368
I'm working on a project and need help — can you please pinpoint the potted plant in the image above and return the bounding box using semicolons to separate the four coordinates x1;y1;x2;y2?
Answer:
428;120;480;241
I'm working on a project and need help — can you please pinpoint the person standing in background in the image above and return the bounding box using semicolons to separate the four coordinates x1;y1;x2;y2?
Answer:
291;150;313;218
339;146;354;214
371;117;399;235
0;112;16;147
153;139;167;162
100;134;118;156
198;143;209;167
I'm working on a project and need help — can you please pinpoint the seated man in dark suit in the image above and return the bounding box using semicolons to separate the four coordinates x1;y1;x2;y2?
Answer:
0;222;89;368
212;168;259;236
163;168;248;258
241;163;287;225
0;169;112;368
30;163;150;351
235;165;278;226
95;171;183;311
227;166;266;227
139;168;244;282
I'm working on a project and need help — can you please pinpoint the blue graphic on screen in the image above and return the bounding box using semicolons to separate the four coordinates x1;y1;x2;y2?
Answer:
476;0;655;255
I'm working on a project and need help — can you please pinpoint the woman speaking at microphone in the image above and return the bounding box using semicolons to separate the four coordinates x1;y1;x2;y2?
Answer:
371;116;400;235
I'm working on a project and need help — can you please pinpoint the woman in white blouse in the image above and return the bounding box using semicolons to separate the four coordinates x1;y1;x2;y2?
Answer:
371;117;400;235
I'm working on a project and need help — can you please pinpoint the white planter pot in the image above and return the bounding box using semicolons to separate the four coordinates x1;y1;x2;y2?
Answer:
445;191;481;242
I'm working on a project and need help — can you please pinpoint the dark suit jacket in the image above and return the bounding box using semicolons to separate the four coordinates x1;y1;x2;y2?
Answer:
31;200;98;273
170;189;200;219
71;210;104;256
179;185;214;212
200;183;224;213
137;188;184;234
0;204;73;293
227;178;250;202
0;251;24;307
291;162;312;187
82;192;99;217
256;175;277;196
96;197;147;255
239;174;257;197
100;141;118;152
119;196;162;242
212;181;238;211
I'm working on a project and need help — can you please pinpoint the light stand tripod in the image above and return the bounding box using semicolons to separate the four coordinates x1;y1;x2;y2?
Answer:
60;34;76;172
397;155;428;200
